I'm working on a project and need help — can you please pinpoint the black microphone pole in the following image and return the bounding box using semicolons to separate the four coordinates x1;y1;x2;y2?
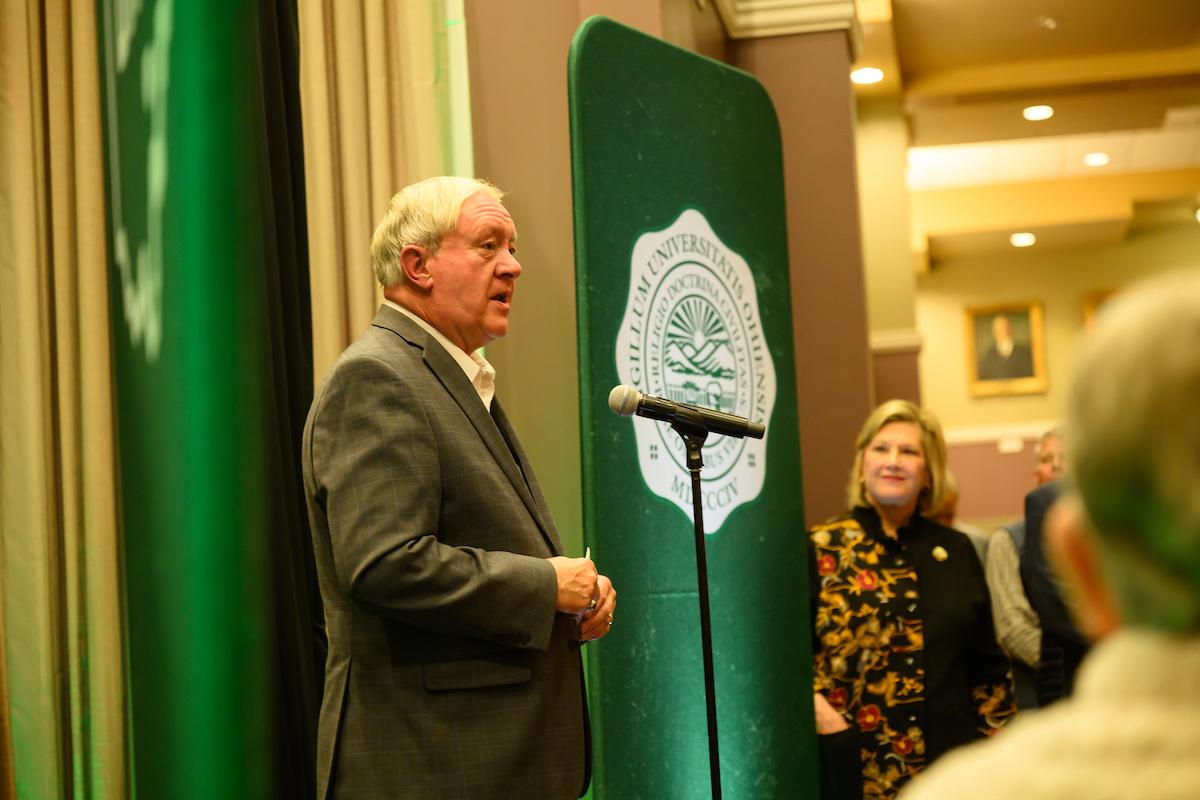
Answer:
669;406;722;800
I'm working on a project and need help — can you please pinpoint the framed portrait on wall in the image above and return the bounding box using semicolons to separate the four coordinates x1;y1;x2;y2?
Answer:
964;302;1048;397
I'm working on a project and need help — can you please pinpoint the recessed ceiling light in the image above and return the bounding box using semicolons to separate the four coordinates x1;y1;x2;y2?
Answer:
1023;105;1054;121
1195;207;1200;223
851;67;884;85
1034;15;1059;31
1010;232;1037;248
1084;152;1110;167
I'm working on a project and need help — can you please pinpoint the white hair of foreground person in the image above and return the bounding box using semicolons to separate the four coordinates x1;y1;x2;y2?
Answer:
1069;270;1200;633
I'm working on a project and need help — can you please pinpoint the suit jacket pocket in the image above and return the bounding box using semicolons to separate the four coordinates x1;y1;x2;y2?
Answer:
422;658;533;691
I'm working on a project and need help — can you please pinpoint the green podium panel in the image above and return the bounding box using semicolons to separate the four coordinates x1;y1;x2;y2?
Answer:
568;17;817;799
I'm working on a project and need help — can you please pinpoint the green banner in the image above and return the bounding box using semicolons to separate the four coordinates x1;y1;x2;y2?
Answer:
569;17;817;799
97;1;271;796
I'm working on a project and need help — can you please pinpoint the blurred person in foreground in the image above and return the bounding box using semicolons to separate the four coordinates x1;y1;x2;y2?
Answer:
985;428;1064;711
900;270;1200;800
810;399;1014;799
302;177;614;799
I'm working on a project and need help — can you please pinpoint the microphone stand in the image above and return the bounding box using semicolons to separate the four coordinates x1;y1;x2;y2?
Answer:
670;408;722;800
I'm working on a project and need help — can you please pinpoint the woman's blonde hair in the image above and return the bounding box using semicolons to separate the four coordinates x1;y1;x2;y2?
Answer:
369;176;505;288
846;399;947;516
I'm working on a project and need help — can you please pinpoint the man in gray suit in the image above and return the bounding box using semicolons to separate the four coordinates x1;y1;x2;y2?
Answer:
303;176;616;799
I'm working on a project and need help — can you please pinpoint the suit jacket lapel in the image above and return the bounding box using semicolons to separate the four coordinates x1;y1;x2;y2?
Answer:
373;306;561;555
491;398;564;555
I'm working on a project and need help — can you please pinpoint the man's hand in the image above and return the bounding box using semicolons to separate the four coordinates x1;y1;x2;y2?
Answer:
548;556;599;613
579;574;616;642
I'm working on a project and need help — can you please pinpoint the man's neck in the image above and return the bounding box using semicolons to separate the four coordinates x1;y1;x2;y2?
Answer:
383;289;473;353
381;298;496;409
382;298;465;353
383;289;430;327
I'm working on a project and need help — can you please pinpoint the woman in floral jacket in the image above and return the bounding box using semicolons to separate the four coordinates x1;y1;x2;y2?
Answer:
809;399;1014;799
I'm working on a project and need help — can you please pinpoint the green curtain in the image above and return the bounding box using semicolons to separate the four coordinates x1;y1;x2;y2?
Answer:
96;0;317;796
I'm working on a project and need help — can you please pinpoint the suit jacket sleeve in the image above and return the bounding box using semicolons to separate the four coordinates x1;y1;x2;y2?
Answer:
307;354;559;651
985;527;1041;667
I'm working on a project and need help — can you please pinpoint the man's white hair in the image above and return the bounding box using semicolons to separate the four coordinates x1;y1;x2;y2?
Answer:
369;176;504;289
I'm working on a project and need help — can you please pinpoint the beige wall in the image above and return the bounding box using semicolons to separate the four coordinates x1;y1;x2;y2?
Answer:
852;87;1200;525
465;1;1188;531
577;0;728;61
947;436;1046;526
463;1;728;553
916;221;1200;432
910;169;1200;247
918;221;1200;524
856;95;918;334
733;32;873;526
467;1;870;535
464;0;584;549
658;0;728;62
856;94;923;409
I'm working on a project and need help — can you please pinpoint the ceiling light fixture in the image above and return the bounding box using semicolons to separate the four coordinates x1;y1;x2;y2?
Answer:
851;67;884;85
1084;152;1110;167
1034;15;1059;31
1195;208;1200;223
1010;232;1037;248
1023;105;1054;121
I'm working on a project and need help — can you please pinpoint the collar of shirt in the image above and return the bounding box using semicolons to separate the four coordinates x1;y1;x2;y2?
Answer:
852;505;926;551
383;299;495;410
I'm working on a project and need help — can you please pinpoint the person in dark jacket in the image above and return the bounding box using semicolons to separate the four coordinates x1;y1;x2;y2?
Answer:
1021;480;1089;705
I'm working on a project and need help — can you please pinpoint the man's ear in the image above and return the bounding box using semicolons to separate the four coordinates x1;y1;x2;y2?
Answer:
399;244;434;289
1046;495;1122;640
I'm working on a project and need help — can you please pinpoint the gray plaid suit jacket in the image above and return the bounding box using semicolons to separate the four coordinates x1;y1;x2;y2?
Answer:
302;306;589;799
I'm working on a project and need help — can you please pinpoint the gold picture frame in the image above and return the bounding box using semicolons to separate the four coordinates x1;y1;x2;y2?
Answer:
964;302;1048;397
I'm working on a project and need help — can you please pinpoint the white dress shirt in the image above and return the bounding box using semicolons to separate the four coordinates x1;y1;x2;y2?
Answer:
383;299;495;410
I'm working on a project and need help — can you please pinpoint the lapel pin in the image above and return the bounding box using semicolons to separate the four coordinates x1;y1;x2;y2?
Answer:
932;546;949;562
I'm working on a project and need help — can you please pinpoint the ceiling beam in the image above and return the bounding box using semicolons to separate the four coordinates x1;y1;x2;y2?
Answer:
909;167;1200;260
712;0;862;56
906;45;1200;102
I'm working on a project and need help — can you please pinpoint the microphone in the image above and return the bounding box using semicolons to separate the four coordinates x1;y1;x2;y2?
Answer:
608;385;764;439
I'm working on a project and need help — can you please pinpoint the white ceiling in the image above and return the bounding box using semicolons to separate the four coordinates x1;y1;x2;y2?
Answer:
907;120;1200;190
854;0;1200;259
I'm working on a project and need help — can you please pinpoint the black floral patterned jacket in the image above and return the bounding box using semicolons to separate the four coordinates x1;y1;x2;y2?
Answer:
809;506;1015;799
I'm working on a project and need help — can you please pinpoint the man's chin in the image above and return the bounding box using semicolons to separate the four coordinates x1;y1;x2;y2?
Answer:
485;319;510;341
